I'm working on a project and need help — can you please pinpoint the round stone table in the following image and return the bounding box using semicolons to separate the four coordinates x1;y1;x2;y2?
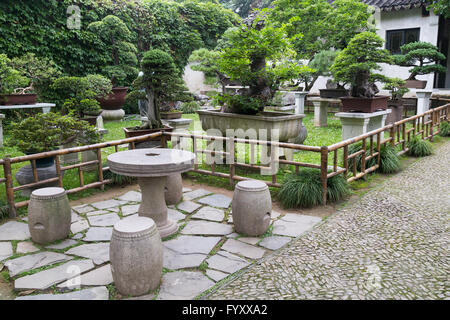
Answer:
107;148;195;237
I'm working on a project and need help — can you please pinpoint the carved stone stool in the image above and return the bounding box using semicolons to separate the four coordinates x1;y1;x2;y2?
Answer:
110;216;163;297
232;180;272;236
28;187;71;244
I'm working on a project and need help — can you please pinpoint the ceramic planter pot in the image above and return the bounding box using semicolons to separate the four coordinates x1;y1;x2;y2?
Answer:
0;93;37;105
96;87;128;110
160;111;183;120
340;96;389;113
386;99;404;124
123;125;173;149
404;80;427;89
319;88;349;99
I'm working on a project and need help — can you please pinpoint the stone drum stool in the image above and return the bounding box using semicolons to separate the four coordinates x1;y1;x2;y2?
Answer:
27;187;71;244
110;216;163;297
232;180;272;236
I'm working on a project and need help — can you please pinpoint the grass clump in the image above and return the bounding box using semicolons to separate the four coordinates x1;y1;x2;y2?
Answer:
348;142;400;174
278;168;350;208
407;136;432;157
439;121;450;137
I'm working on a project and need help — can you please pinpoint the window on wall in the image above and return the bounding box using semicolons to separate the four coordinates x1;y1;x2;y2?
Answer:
386;28;420;54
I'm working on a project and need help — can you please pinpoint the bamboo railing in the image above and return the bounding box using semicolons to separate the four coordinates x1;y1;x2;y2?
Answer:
1;104;448;218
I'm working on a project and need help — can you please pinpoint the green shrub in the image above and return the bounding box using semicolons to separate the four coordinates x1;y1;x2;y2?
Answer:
407;136;432;157
439;121;450;137
348;142;400;174
180;101;200;114
63;98;101;118
103;170;136;186
278;168;350;208
220;94;263;115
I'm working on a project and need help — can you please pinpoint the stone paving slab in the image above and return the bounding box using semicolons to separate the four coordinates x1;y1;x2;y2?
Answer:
258;236;291;250
117;190;142;202
87;213;120;227
58;264;113;288
183;189;212;200
14;259;95;291
15;286;109;300
163;248;207;270
83;227;113;242
221;239;266;260
66;243;110;265
5;252;73;277
0;242;13;261
192;206;224;222
71;211;83;222
168;208;186;222
181;221;233;236
70;220;89;234
121;204;140;216
16;241;39;254
272;214;322;237
46;239;78;250
177;201;202;213
164;236;221;255
72;205;95;214
91;199;127;210
197;194;232;209
206;251;250;274
0;221;30;241
206;269;228;282
237;237;260;245
158;271;215;300
86;210;110;217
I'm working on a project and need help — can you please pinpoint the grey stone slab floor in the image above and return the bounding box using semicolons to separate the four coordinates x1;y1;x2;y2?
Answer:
207;140;450;300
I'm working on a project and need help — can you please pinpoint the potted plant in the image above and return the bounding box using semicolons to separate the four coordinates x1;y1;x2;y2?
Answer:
394;41;446;89
198;10;306;144
88;15;139;114
0;54;33;105
63;98;102;126
308;49;349;98
330;31;393;113
383;77;409;123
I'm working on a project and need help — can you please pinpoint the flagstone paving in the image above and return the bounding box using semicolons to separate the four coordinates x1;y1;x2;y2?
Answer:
0;186;320;300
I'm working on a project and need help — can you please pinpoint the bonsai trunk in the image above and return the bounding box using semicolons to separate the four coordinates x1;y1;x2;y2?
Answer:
352;70;378;98
145;87;162;129
248;54;275;107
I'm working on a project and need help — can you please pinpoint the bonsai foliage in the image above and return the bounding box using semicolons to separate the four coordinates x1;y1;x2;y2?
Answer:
439;121;450;137
217;10;300;113
308;49;342;90
330;32;393;98
129;49;190;129
348;142;400;174
180;101;200;114
407;136;433;157
0;54;28;95
188;48;229;93
428;0;450;18
8;112;100;154
278;168;350;208
383;77;409;100
394;42;446;80
63;98;101;119
88;15;139;86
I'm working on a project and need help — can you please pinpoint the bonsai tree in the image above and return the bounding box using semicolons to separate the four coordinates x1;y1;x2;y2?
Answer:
394;41;446;81
0;54;28;95
8;112;100;155
127;49;190;129
217;9;301;114
383;77;409;101
63;98;102;119
308;49;346;90
330;32;393;98
88;15;139;87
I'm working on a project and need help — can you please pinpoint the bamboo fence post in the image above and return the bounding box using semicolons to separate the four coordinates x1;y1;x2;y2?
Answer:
3;157;17;218
361;138;366;175
343;145;348;179
229;137;235;186
320;146;328;206
97;148;104;191
389;125;395;146
54;156;63;188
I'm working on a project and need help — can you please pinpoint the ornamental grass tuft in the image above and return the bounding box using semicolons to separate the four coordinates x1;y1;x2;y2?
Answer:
407;136;432;157
278;168;350;208
439;121;450;137
348;142;400;174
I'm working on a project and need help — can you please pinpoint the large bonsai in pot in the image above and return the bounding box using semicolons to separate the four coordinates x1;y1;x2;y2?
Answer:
0;54;32;105
330;31;393;113
394;41;446;89
88;15;139;118
383;77;409;123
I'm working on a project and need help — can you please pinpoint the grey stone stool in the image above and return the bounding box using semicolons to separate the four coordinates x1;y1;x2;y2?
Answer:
164;173;183;205
232;180;272;236
110;216;163;297
27;187;71;244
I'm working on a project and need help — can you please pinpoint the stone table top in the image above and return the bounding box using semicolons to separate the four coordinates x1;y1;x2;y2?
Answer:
335;109;392;118
308;97;342;103
0;103;55;110
107;148;195;177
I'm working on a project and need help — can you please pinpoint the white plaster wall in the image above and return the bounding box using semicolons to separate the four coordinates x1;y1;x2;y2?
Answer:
183;62;217;94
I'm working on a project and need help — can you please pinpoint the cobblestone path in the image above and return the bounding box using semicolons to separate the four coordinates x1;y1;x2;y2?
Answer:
208;140;450;300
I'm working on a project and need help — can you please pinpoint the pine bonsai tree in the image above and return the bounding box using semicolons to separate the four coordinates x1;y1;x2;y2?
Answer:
394;41;446;80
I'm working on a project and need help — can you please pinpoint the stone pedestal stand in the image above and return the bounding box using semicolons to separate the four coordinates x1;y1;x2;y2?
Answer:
310;97;340;127
28;187;71;244
335;109;391;141
107;148;195;238
416;90;433;124
110;216;163;296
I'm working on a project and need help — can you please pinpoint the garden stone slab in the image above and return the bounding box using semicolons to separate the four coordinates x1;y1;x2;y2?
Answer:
272;214;321;237
58;264;113;288
164;235;221;255
181;221;233;236
177;201;202;213
182;187;192;193
271;211;281;220
168;208;186;222
66;243;110;265
258;236;291;250
16;241;40;254
71;211;83;223
158;271;214;300
91;199;127;210
70;219;89;234
163;248;207;270
226;233;239;239
197;194;232;209
107;207;120;213
121;204;140;216
221;239;265;260
117;190;142;202
72;205;95;214
206;251;250;274
83;227;113;242
182;189;212;200
15;286;108;300
191;206;224;222
86;210;110;217
237;237;260;246
0;242;13;261
14;259;94;291
46;239;78;250
5;252;73;277
206;269;228;282
0;221;30;241
87;213;120;227
72;233;84;240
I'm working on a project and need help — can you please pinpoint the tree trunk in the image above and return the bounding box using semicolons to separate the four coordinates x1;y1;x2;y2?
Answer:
145;88;162;128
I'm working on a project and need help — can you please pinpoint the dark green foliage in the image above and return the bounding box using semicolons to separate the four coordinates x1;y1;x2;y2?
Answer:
0;54;28;95
278;168;350;208
348;142;401;174
180;101;200;114
63;98;101;118
103;170;136;186
220;94;263;115
439;121;450;137
407;136;433;157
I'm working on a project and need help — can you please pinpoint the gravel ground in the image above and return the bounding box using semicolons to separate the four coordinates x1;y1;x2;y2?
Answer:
207;140;450;300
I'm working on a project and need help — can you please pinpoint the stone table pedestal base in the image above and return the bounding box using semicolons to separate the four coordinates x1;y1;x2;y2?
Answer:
335;110;391;141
